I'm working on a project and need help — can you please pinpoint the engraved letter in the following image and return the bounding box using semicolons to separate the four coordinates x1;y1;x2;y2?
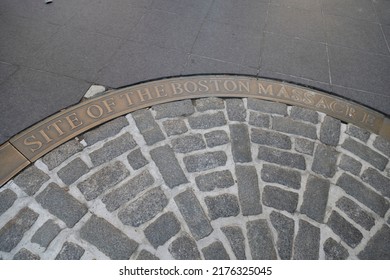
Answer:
23;135;43;153
47;120;65;136
223;80;238;92
171;83;184;95
87;104;104;119
238;80;250;93
65;113;83;130
136;88;152;102
184;81;198;93
258;83;274;96
102;98;116;113
198;80;209;92
38;129;53;143
120;92;134;106
154;85;167;98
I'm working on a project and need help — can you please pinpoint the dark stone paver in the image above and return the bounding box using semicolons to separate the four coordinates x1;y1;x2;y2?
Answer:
195;97;225;112
247;219;277;260
294;138;315;155
82;117;128;146
57;158;89;185
31;220;61;248
137;250;159;260
339;154;362;176
13;248;40;260
205;194;240;220
251;128;291;149
373;136;390;157
221;226;246;260
169;234;201;260
171;134;206;153
0;189;17;216
249;112;270;128
290;106;319;124
312;144;339;178
320;116;341;146
293;220;320;260
358;225;390;260
272;116;317;139
144;212;181;249
226;99;246;121
336;197;375;231
258;146;306;170
127;148;148;170
184;151;227;172
162;119;188;136
323;238;349;260
327;211;363;248
55;242;84;260
262;185;299;213
361;168;390;199
132;110;165;145
153;100;194;119
195;170;234;192
42;139;83;170
247;99;287;115
270;212;294;260
346;124;371;143
204;130;229;147
261;164;301;189
188;111;227;129
230;124;252;163
13;165;49;196
202;241;230;260
236;165;262;216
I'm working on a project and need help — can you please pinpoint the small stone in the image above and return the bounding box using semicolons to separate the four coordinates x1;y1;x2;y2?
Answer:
162;119;188;136
261;164;302;189
346;124;371;143
270;212;294;260
202;241;230;260
80;215;138;259
204;130;229;147
132;109;165;145
36;183;87;228
247;219;277;259
339;155;362;176
169;234;201;260
258;146;306;170
311;144;339;177
174;190;213;240
361;167;390;199
226;98;246;121
336;197;375;231
323;238;349;260
0;207;39;252
42;139;83;170
0;189;17;215
373;136;390;157
153;100;195;119
82;117;128;145
262;185;298;213
57;158;89;185
205;194;240;220
300;175;330;223
290;106;318;124
249;112;270;128
230;124;252;163
184;151;227;172
342;138;388;171
136;250;159;260
272;117;317;139
247;98;287;115
251;128;291;149
127;148;148;170
188;112;226;129
118;188;168;227
293;220;320;260
195;97;225;112
294;138;315;155
327;211;363;248
171;134;206;153
320;116;341;146
13;248;40;260
144;212;181;248
13;165;49;195
31;220;61;248
236;165;262;216
89;132;137;166
55;242;84;260
358;225;390;259
221;226;246;260
195;170;234;191
77;161;129;201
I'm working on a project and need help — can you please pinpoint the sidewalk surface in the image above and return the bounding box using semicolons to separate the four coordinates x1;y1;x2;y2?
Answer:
0;0;390;260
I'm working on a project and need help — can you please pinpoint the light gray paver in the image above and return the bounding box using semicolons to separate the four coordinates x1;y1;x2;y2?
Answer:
236;165;262;216
144;212;181;249
202;241;230;260
55;242;85;260
221;226;246;260
293;220;320;260
169;234;201;260
13;165;50;196
0;189;17;216
230;124;252;163
31;220;61;248
247;219;277;260
205;194;240;220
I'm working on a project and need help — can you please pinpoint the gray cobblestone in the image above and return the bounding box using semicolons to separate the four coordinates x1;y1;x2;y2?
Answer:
320;116;341;146
342;138;388;171
153;100;195;119
230;124;252;163
312;144;339;177
205;194;240;220
118;188;168;227
373;136;390;157
293;220;320;260
204;130;229;147
162;119;188;136
0;207;38;252
144;212;181;249
0;189;17;216
221;226;246;260
358;225;390;259
90;132;137;166
195;170;234;191
249;112;270;128
236;165;262;216
150;145;188;188
251;128;291;149
195;97;225;112
77;161;130;201
172;134;206;153
202;241;230;260
132;109;165;145
169;234;201;260
102;170;154;212
361;168;390;199
188;112;226;129
13;248;40;260
82;117;128;145
226;99;246;121
339;154;362;176
31;220;61;248
270;212;294;260
294;138;315;155
55;242;84;260
336;197;375;231
247;98;287;115
258;146;306;170
337;173;389;217
247;219;277;259
175;190;212;240
272;117;317;139
346;124;371;143
262;185;298;213
327;211;363;248
136;250;159;260
323;238;349;260
42;139;83;170
127;148;148;170
290;106;318;124
80;215;138;259
184;151;227;172
13;165;50;196
36;183;87;228
300;175;330;223
58;158;89;185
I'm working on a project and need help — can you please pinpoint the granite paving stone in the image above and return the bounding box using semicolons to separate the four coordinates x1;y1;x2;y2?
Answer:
31;220;61;248
0;189;17;216
195;170;234;192
358;225;390;259
339;155;362;176
221;226;246;260
361;168;390;199
153;100;195;119
171;134;206;153
82;117;129;146
236;165;262;216
272;116;317;139
55;242;85;260
247;219;277;260
226;99;246;121
42;139;83;170
132;110;165;146
320;116;341;146
169;234;201;260
336;197;375;231
202;241;230;260
205;194;240;220
258;146;306;170
290;106;319;124
323;238;349;260
293;220;320;260
57;158;89;185
162;119;188;136
13;248;40;260
249;112;270;128
247;99;287;115
373;136;390;158
346;124;371;143
144;212;181;249
251;128;292;149
294;138;315;155
270;212;294;260
127;149;148;170
327;211;363;248
136;250;159;260
188;112;227;129
184;151;227;172
13;165;50;196
262;185;299;213
204;130;229;148
195;97;225;112
230;124;252;163
312;144;339;178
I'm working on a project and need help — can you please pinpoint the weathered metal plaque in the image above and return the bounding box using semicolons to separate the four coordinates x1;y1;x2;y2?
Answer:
1;75;389;187
0;143;30;186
